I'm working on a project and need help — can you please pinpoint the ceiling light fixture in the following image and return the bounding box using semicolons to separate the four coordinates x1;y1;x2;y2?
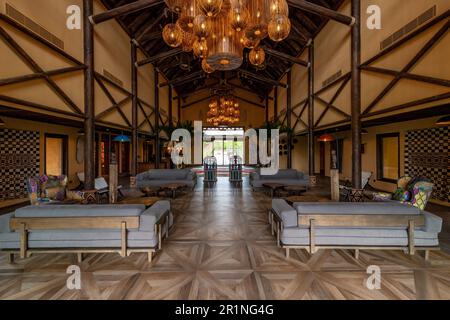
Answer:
163;0;291;71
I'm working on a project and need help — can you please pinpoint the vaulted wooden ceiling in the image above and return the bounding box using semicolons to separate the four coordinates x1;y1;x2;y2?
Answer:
100;0;345;101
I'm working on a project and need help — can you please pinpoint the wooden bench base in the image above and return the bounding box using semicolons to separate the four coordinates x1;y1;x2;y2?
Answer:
268;208;440;261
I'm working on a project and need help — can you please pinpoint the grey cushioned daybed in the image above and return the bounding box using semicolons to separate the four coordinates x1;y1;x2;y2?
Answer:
0;201;172;263
136;169;197;189
250;169;310;189
269;200;441;259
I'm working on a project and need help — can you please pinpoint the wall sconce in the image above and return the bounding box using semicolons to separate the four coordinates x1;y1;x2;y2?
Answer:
317;134;335;142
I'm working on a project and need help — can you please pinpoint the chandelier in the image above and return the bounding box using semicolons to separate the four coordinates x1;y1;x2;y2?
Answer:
207;96;241;126
163;0;291;72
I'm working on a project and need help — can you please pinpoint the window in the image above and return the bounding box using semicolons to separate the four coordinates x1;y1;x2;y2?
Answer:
44;134;68;176
377;133;400;183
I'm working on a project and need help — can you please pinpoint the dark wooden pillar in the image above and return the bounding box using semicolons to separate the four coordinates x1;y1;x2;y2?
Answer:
308;41;315;177
83;0;95;190
168;85;173;127
274;87;278;121
154;66;160;169
177;96;181;124
351;0;362;189
265;94;269;122
131;40;138;177
287;70;292;169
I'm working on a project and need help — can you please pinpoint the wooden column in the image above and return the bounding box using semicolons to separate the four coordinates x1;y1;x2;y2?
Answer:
83;0;95;190
168;85;173;127
131;40;138;178
265;95;269;122
109;163;118;203
308;41;316;183
351;0;362;189
330;169;340;201
287;70;292;169
274;87;278;121
177;95;181;124
154;66;160;169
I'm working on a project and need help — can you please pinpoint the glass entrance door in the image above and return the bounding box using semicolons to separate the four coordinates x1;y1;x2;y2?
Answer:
203;127;244;166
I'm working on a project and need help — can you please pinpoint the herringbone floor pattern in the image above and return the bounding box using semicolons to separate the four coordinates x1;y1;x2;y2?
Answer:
0;178;449;300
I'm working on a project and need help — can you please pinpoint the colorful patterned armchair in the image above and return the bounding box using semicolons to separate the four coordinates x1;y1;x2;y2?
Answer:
372;176;434;210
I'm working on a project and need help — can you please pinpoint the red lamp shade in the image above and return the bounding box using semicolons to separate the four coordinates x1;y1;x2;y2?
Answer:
317;134;335;142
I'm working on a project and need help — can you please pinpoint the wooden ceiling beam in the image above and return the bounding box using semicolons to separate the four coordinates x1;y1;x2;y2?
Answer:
238;69;287;88
136;48;182;67
159;70;205;87
90;0;164;25
288;0;355;26
262;46;309;67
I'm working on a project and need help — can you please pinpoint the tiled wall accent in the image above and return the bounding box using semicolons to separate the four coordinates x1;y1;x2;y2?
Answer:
0;129;40;201
405;126;449;203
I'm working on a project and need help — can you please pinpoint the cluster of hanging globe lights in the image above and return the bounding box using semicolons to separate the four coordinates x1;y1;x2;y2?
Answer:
207;96;241;125
163;0;291;72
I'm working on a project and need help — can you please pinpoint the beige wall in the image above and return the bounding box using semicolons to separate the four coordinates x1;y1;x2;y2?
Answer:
281;0;450;203
0;0;163;132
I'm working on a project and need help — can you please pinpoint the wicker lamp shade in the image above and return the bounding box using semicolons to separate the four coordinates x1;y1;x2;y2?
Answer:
229;0;249;32
181;31;196;52
207;96;240;125
240;34;259;48
245;0;269;41
198;0;223;17
193;38;209;58
206;11;243;70
164;0;184;13
269;0;289;16
268;14;290;41
193;15;212;39
202;58;215;73
162;23;183;47
249;46;265;66
177;0;199;33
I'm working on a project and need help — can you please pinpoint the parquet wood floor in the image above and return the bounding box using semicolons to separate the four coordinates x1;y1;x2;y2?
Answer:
0;177;449;300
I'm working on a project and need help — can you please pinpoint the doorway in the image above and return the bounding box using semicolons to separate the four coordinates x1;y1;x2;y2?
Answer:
203;127;244;165
319;142;325;176
44;134;68;176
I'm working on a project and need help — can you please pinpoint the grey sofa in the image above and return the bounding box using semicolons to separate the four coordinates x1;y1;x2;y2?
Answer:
136;169;197;189
0;201;172;263
270;200;441;259
250;169;310;189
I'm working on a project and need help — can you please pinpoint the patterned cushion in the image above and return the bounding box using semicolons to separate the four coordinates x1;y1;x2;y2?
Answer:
26;175;68;204
392;188;405;201
46;187;66;201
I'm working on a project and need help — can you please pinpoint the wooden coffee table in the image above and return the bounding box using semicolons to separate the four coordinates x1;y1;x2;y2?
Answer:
161;183;187;199
263;183;286;198
141;187;161;197
283;185;308;196
119;197;160;208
